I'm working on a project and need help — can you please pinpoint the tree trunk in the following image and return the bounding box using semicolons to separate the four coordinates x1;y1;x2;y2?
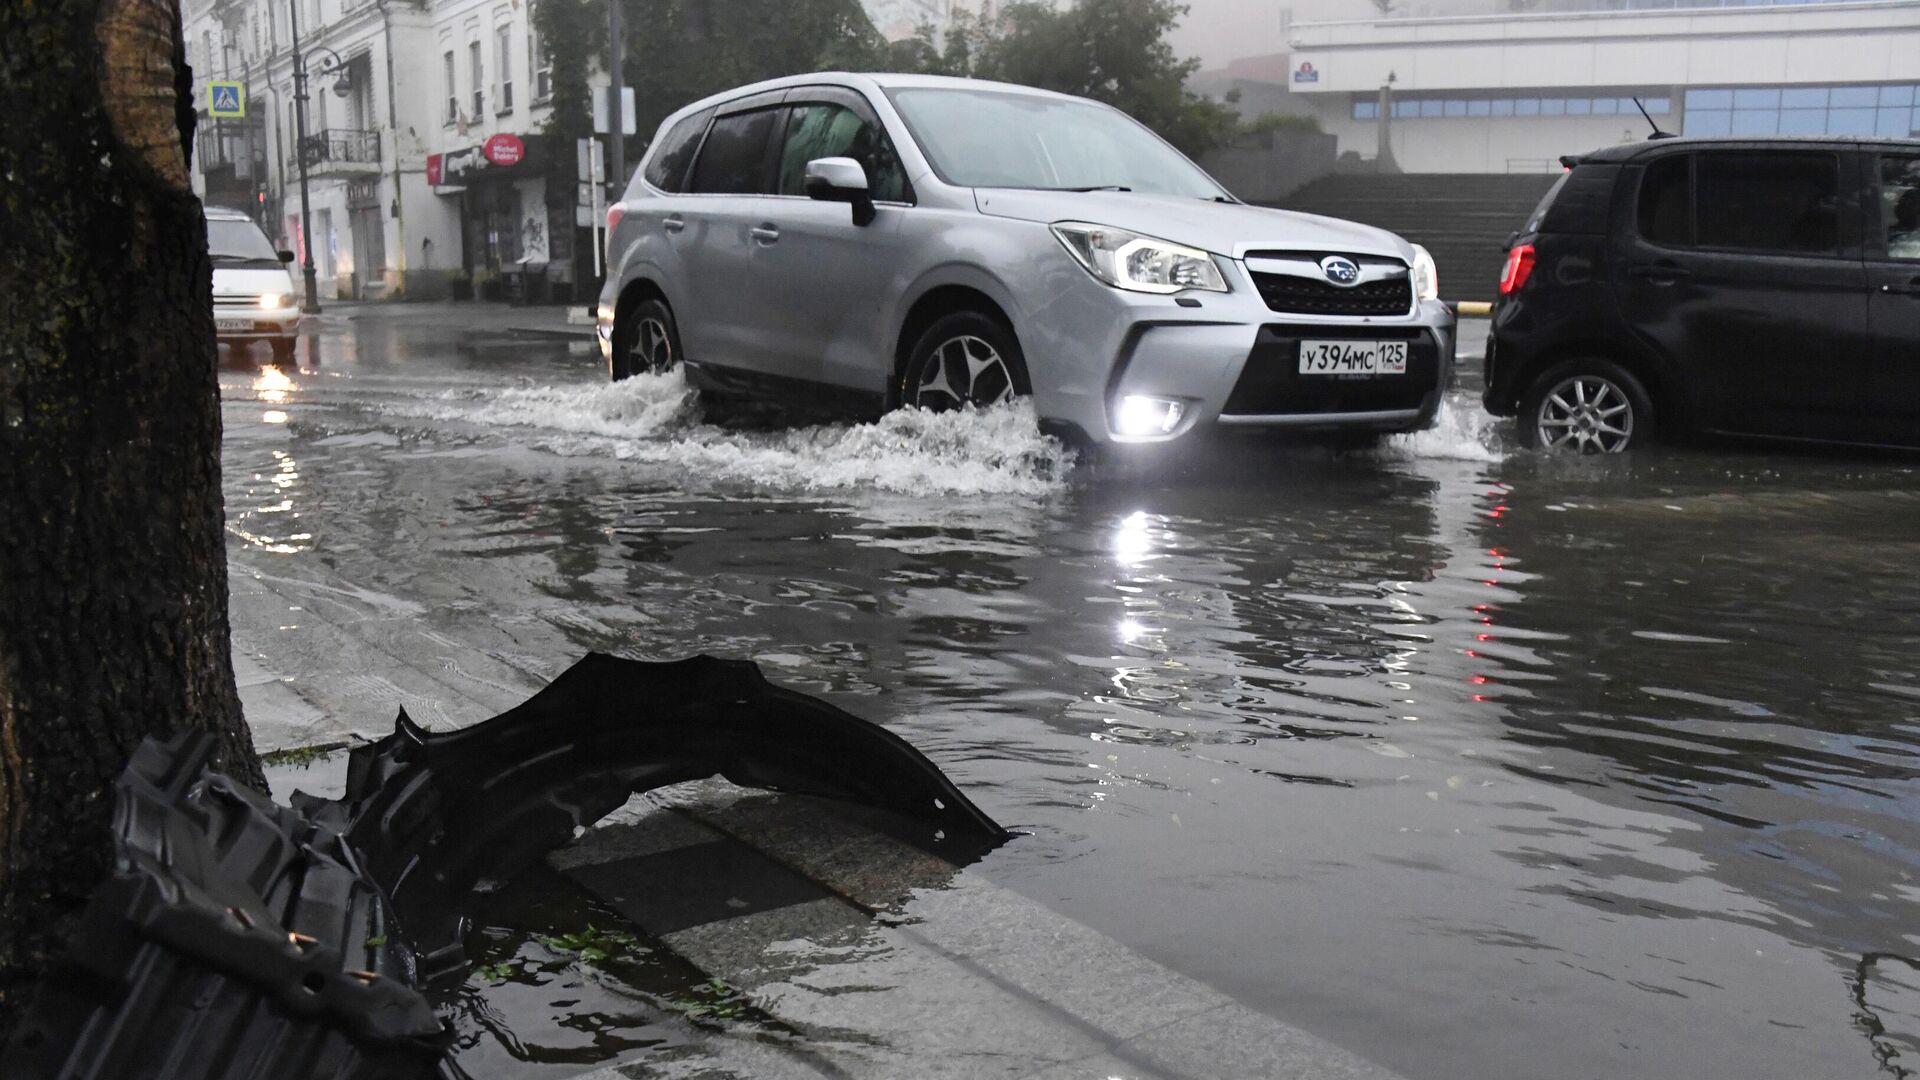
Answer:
0;0;265;1028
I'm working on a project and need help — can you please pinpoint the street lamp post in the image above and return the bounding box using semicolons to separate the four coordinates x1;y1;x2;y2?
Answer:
286;0;349;314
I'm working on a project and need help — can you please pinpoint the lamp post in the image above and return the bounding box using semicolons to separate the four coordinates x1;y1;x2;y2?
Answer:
287;0;350;314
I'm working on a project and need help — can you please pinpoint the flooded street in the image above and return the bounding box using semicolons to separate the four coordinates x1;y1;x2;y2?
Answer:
223;306;1920;1080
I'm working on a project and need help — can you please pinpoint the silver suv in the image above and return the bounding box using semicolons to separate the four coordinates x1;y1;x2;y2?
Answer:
597;73;1454;447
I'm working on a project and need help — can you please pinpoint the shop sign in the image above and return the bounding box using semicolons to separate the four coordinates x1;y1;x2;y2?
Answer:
1294;61;1319;84
483;133;526;167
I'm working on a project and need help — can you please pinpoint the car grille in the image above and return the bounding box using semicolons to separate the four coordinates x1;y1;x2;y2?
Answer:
214;294;257;307
1222;325;1440;417
1249;272;1413;317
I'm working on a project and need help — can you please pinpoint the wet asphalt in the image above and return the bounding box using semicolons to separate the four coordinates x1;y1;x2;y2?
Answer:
224;304;1920;1080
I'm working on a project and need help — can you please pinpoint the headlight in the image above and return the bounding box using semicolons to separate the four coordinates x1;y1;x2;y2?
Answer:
1051;222;1227;294
258;292;294;310
1411;244;1439;302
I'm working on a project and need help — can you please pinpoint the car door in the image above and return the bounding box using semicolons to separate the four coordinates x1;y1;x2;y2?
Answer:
1614;148;1869;440
676;92;785;375
1864;150;1920;447
750;86;916;395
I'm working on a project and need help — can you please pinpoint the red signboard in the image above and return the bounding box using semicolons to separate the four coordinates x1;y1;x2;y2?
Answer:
426;153;443;186
482;134;526;167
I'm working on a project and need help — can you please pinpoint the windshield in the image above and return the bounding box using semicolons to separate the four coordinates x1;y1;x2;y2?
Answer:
206;218;282;263
888;88;1224;199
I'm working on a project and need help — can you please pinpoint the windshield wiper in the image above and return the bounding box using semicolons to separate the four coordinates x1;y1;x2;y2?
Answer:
1063;185;1132;192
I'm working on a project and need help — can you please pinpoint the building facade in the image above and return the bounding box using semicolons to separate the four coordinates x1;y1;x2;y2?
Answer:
1279;0;1920;173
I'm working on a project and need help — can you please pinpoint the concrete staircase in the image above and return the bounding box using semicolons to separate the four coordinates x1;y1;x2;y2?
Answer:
1263;173;1561;302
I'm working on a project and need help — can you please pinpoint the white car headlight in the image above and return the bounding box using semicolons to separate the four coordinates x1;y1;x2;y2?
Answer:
1051;222;1227;294
1411;244;1439;302
258;292;295;310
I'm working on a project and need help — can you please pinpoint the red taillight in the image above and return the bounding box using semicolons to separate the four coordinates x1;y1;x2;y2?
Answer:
606;202;625;236
1499;243;1536;296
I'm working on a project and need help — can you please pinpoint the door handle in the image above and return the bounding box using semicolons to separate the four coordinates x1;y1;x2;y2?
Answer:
1882;278;1920;296
662;215;685;233
749;224;780;244
1629;262;1691;284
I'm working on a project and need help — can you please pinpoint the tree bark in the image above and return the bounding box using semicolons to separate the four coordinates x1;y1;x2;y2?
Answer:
0;0;265;1028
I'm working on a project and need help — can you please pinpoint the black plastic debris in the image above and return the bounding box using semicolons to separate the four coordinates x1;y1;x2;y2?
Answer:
4;653;1009;1079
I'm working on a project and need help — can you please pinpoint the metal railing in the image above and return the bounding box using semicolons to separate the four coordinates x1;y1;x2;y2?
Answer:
300;127;379;166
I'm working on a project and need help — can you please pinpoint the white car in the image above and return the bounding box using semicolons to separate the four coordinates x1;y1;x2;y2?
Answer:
206;206;301;362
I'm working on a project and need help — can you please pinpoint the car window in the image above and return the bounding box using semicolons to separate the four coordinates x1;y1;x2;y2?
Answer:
641;107;713;194
686;107;780;195
1637;154;1692;247
1694;151;1840;256
888;87;1223;199
777;102;910;203
1522;171;1568;235
207;218;282;263
1879;154;1920;261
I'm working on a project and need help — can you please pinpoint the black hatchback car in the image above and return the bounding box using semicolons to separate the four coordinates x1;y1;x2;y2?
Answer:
1485;136;1920;452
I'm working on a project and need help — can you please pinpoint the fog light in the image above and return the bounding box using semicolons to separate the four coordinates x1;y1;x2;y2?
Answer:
1115;395;1184;436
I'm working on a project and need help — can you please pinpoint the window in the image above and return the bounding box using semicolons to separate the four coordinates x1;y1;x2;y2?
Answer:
1879;155;1920;260
777;102;910;202
443;51;456;123
1685;84;1918;138
468;40;483;118
1637;154;1691;247
685;108;780;195
642;107;713;193
1352;100;1378;120
1695;151;1840;255
529;2;551;101
495;25;513;112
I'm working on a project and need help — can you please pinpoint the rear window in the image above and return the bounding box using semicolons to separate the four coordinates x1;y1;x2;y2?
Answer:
640;107;713;193
686;108;781;195
1695;151;1841;255
1538;164;1618;235
1521;172;1569;235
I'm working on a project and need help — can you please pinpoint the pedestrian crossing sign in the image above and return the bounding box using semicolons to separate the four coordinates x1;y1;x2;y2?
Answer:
208;81;245;118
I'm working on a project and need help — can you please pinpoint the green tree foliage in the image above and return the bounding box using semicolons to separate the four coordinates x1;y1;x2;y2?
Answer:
621;0;890;135
906;0;1239;156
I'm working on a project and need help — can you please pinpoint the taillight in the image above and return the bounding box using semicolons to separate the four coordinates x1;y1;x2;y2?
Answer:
606;202;626;236
1499;243;1536;296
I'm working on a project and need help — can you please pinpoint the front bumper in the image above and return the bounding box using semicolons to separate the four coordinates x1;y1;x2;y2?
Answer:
1022;263;1455;447
214;306;302;339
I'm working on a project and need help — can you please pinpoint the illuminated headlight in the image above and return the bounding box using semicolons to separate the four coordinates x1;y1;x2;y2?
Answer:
1114;395;1185;436
1052;222;1227;294
258;292;295;310
1411;244;1439;302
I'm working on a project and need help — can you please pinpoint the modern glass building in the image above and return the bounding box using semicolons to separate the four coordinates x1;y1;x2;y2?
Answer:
1284;0;1920;172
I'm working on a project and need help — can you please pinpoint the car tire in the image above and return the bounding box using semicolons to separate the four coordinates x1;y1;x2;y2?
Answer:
1518;359;1653;454
270;337;296;365
611;296;681;381
899;311;1031;412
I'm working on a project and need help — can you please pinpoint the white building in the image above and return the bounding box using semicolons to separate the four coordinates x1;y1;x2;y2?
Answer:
1281;0;1920;173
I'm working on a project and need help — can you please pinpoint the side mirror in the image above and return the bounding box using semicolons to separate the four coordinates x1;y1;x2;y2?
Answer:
804;156;876;227
277;249;296;263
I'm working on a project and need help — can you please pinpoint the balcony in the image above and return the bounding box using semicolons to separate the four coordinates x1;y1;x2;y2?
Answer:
300;128;380;176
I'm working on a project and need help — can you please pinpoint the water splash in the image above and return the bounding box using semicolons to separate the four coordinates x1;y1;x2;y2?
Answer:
378;372;1075;497
1380;399;1507;462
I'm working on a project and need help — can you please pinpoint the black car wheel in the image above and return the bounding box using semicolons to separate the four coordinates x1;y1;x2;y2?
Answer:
1519;359;1653;454
611;296;680;381
900;311;1030;411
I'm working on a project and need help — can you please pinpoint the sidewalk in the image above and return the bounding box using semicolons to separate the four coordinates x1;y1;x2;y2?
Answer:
315;297;597;340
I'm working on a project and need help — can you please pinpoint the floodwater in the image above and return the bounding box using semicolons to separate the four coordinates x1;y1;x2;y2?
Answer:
223;309;1920;1080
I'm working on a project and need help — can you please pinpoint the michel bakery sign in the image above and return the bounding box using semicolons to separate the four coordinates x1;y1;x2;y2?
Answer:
428;133;544;188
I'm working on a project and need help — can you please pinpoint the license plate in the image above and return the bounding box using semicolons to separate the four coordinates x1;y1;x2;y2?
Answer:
1299;340;1408;376
216;319;253;332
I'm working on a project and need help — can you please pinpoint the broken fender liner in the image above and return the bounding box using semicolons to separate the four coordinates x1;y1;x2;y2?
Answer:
4;653;1009;1079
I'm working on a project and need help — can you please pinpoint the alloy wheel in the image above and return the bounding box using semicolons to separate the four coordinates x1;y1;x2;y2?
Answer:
628;316;674;375
1535;374;1634;453
911;335;1015;410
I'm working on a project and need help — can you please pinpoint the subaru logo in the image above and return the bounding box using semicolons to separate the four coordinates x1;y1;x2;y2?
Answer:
1319;256;1362;287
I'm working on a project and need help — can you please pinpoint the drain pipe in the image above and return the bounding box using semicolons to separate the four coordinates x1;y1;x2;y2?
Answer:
377;0;406;293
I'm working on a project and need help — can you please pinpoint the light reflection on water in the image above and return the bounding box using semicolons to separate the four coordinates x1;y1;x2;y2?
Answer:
219;326;1920;1080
